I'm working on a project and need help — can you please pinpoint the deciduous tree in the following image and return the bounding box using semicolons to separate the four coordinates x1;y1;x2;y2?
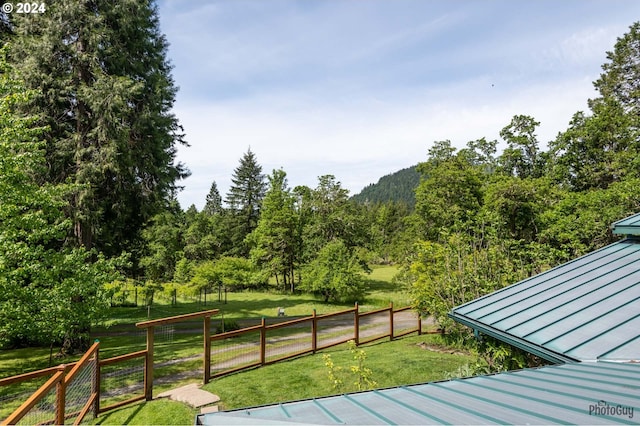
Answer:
0;55;120;352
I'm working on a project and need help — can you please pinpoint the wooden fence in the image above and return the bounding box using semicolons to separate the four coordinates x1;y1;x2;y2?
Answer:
1;341;99;426
1;305;423;423
1;310;218;424
209;303;423;378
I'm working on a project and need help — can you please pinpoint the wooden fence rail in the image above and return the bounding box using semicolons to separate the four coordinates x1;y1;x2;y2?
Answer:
1;310;218;424
209;303;423;379
2;306;424;423
1;341;100;426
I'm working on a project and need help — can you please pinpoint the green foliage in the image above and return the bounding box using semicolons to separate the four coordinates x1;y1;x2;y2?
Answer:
140;280;164;306
140;206;184;282
225;149;266;256
190;257;259;291
447;336;548;379
366;201;411;264
322;340;377;393
593;21;640;122
414;140;484;240
183;210;225;262
0;59;122;350
247;169;298;291
203;180;223;216
173;258;196;284
405;234;528;330
538;178;640;259
550;100;636;190
497;115;544;179
8;0;189;260
300;239;368;303
104;279;139;307
303;175;366;257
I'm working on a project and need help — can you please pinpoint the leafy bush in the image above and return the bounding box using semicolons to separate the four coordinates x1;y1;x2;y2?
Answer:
190;257;261;292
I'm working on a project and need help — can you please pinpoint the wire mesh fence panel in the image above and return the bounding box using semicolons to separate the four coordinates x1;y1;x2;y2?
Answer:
0;375;55;424
264;319;313;363
64;357;97;425
156;325;175;345
13;381;58;426
211;329;261;376
316;311;356;350
393;309;420;337
99;356;145;409
154;335;204;385
358;310;391;343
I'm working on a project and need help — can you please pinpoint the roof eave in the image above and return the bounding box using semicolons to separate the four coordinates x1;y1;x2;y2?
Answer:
612;226;640;236
448;312;579;365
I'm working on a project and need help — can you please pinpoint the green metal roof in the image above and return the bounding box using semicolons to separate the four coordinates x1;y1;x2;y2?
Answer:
449;238;640;363
612;213;640;235
197;362;640;425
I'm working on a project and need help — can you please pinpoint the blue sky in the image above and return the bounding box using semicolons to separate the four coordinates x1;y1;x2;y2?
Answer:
156;0;640;210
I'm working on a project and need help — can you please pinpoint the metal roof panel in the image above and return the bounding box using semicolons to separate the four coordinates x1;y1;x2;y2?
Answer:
450;238;640;363
197;363;640;425
612;213;640;235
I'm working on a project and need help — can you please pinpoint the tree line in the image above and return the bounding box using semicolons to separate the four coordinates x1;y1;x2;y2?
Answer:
140;151;404;304
0;0;638;355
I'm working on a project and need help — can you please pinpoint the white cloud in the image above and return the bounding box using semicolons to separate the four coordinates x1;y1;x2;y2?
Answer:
156;0;640;209
174;74;597;209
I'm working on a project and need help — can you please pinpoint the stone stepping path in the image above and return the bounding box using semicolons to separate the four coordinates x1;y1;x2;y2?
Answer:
157;383;220;413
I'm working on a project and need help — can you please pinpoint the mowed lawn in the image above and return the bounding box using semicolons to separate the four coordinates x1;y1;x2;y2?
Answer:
3;265;458;426
93;333;472;425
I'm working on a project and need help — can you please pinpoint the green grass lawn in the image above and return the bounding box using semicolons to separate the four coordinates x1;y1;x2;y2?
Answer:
99;265;407;329
91;399;197;425
204;333;472;411
2;265;430;424
91;333;471;425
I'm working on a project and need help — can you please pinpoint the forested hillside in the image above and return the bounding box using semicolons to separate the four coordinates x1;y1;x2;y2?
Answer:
1;2;639;359
351;166;420;208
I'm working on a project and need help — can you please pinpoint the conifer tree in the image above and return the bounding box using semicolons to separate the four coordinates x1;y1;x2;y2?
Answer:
247;169;298;291
0;52;120;352
7;0;188;263
203;181;223;216
225;149;266;255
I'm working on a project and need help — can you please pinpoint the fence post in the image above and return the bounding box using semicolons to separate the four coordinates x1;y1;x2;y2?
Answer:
312;309;317;353
144;326;154;401
204;315;211;384
260;318;266;365
55;365;66;425
389;302;394;341
93;341;101;417
354;302;359;345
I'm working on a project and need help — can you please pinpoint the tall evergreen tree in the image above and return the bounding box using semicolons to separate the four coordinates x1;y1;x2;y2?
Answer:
203;180;223;216
247;169;298;291
0;53;120;352
8;0;188;264
225;148;266;255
